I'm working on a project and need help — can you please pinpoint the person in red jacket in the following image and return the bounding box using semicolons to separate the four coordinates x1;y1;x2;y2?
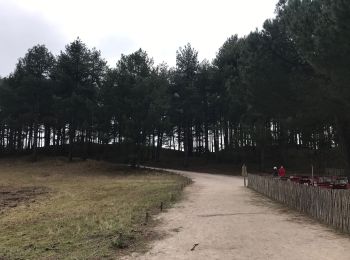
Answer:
278;166;286;177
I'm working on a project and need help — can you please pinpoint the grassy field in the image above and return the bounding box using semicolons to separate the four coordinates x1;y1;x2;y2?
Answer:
0;157;190;259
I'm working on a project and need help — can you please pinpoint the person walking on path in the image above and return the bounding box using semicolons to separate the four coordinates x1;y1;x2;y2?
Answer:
273;166;278;177
278;166;286;177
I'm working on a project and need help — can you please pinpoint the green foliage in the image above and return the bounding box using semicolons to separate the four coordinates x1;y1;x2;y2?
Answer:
54;38;106;128
0;3;349;170
276;0;350;167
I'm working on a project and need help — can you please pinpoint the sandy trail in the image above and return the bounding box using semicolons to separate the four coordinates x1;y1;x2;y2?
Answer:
124;170;350;260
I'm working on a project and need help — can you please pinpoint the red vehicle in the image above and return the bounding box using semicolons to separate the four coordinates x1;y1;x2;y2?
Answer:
289;176;301;183
330;177;349;189
286;175;349;189
315;176;333;189
299;176;312;185
289;176;312;185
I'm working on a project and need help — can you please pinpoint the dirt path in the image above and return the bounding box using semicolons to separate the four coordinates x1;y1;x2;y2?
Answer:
124;170;350;260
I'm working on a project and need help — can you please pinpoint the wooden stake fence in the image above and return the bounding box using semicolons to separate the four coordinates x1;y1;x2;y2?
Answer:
248;174;350;233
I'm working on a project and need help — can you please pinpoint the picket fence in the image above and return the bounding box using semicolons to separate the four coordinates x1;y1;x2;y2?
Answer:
247;174;350;233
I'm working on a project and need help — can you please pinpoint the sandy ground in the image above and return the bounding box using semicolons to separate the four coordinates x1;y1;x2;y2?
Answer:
123;170;350;260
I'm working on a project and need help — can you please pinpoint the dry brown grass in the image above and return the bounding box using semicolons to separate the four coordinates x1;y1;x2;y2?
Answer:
0;157;190;259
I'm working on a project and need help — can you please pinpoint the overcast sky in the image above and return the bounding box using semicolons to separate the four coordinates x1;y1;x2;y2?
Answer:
0;0;277;77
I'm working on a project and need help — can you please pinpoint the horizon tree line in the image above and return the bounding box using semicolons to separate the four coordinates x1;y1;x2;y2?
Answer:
0;0;349;172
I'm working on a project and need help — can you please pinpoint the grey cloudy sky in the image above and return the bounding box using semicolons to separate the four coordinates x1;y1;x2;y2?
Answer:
0;0;277;77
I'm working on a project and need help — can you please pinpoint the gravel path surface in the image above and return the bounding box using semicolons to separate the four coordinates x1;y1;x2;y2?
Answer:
123;170;350;260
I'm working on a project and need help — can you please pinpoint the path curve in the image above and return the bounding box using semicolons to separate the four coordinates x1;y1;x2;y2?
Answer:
124;170;350;260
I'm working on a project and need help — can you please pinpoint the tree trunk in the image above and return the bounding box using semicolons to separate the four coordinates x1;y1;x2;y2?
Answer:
156;130;163;161
177;126;182;152
152;133;156;160
335;117;350;174
16;128;22;151
45;125;51;149
188;126;193;156
204;120;209;154
183;126;189;167
82;131;88;161
68;124;74;162
32;121;38;162
224;120;229;149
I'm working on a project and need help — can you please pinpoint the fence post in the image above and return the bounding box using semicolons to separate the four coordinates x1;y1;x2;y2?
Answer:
242;164;248;187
